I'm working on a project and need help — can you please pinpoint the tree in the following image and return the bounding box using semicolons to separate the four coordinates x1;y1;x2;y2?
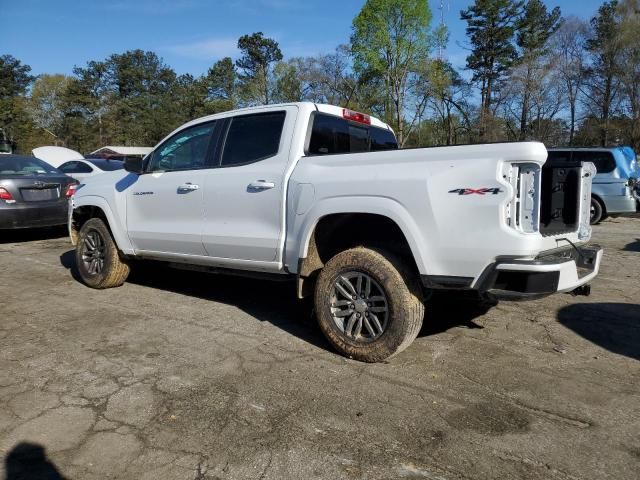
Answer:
551;16;589;145
0;54;33;98
584;1;623;146
514;0;561;139
272;60;304;103
351;0;433;146
236;32;283;105
461;0;523;140
0;54;35;148
28;74;72;145
168;74;209;121
294;46;359;107
617;0;640;149
71;50;178;146
427;61;474;146
204;57;237;112
70;60;112;146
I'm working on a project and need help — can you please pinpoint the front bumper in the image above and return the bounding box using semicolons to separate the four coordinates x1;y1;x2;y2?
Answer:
474;244;603;300
0;202;69;229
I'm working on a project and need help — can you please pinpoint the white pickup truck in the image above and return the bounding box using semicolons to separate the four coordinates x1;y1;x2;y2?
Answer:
69;103;602;362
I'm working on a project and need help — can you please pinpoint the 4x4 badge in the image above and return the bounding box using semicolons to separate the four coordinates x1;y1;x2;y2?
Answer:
448;187;502;195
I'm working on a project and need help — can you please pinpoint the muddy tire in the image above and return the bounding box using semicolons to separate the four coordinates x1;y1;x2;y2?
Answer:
75;218;130;289
314;247;424;362
590;197;604;224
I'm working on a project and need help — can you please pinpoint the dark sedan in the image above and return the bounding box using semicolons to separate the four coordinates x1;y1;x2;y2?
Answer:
0;155;78;230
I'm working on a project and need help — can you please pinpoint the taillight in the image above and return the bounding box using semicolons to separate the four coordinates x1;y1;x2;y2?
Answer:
65;183;78;198
0;187;13;201
343;108;371;125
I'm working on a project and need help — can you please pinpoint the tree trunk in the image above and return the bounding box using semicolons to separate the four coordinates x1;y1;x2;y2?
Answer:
569;101;576;146
601;75;612;147
263;65;269;105
519;65;533;141
483;77;493;141
519;91;530;141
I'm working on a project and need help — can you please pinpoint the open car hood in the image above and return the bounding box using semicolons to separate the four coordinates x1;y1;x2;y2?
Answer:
32;146;84;167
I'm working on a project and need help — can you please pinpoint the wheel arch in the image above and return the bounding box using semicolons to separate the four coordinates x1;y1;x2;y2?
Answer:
291;201;428;298
71;196;133;254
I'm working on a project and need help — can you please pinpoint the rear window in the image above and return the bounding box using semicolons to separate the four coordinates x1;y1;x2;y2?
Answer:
572;151;616;174
307;113;397;155
0;156;59;175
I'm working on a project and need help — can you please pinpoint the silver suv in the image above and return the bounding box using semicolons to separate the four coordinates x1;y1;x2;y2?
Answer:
548;147;639;224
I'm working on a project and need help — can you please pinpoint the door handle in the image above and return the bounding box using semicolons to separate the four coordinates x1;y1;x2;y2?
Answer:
177;183;200;192
248;180;275;190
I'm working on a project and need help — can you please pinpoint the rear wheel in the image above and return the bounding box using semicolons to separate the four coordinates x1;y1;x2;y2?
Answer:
75;218;130;289
590;197;604;224
314;247;424;362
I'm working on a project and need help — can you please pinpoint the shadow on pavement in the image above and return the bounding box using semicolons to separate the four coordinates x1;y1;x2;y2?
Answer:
557;303;640;360
419;290;488;337
623;238;640;252
59;252;492;355
4;442;67;480
60;253;331;352
0;226;67;244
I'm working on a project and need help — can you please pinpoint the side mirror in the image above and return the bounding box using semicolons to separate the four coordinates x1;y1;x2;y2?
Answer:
124;156;144;174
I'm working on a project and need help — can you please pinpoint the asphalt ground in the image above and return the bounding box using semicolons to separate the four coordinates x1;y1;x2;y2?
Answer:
0;217;638;479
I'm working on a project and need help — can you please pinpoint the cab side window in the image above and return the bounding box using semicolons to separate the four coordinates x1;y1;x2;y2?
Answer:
147;122;215;172
220;112;286;167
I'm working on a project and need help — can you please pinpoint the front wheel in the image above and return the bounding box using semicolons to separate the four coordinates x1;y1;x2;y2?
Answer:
314;247;424;362
75;218;130;289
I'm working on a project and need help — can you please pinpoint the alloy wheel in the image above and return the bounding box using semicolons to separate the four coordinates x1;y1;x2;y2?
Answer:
81;229;106;275
330;271;389;343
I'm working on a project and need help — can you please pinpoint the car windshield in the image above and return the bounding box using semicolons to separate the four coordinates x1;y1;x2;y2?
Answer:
88;159;125;171
0;156;59;175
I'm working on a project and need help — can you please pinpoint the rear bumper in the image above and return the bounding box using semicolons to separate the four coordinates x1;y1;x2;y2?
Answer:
473;244;603;300
0;202;68;229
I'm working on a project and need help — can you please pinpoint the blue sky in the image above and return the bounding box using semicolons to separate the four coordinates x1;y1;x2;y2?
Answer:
2;0;606;77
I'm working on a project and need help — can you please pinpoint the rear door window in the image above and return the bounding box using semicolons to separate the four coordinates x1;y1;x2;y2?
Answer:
307;113;397;155
573;151;616;174
220;112;286;167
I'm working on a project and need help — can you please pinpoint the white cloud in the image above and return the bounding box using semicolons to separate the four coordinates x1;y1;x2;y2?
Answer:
164;38;238;60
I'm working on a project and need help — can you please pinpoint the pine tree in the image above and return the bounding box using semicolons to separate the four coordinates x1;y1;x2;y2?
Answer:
461;0;523;140
585;1;622;146
515;0;561;140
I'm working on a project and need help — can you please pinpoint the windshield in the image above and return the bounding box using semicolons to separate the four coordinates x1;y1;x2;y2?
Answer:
0;156;60;175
